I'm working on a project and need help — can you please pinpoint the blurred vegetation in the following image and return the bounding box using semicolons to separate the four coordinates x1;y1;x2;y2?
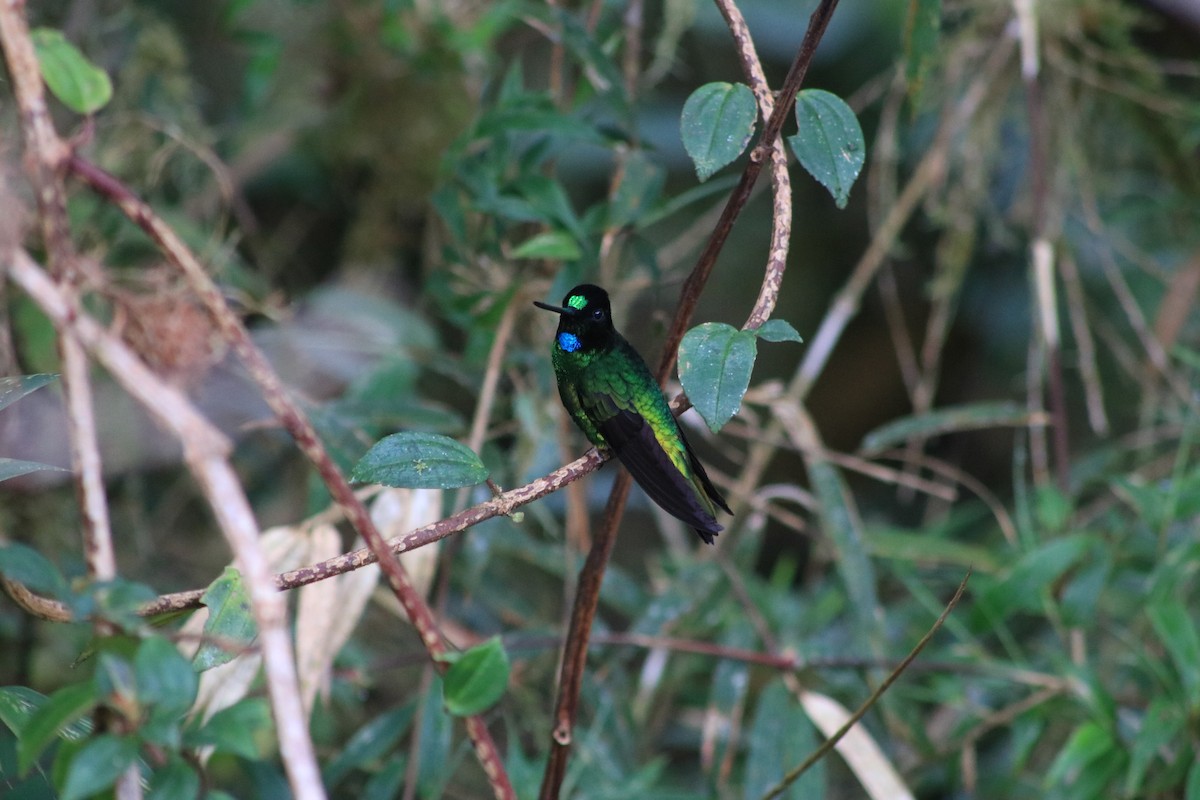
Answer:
2;0;1200;798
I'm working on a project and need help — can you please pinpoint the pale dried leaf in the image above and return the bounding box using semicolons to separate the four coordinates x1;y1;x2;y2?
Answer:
370;488;443;600
296;524;342;719
800;690;915;800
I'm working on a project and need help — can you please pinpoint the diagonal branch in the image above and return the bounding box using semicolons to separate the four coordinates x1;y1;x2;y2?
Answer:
0;10;134;796
713;0;793;330
6;248;326;800
65;156;515;800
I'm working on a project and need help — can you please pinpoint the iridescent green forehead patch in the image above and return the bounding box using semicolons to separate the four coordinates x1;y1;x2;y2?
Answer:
567;294;588;310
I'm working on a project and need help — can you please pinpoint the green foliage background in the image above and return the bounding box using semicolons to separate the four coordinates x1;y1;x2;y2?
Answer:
2;0;1200;798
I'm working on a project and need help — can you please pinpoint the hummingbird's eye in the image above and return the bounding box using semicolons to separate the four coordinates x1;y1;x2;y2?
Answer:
592;308;606;321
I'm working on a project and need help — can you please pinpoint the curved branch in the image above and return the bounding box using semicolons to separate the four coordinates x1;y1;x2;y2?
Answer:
65;155;516;800
653;0;841;382
5;249;326;800
714;0;793;330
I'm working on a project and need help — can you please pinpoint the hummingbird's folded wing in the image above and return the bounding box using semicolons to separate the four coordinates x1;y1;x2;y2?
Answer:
582;391;722;538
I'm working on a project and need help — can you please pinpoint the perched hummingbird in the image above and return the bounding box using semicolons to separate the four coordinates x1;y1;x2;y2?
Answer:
534;284;731;543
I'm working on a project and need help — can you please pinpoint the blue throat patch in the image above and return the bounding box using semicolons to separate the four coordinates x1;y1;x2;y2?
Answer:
557;332;582;353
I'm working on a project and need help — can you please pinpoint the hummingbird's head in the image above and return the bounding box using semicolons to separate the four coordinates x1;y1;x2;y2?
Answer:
533;284;614;354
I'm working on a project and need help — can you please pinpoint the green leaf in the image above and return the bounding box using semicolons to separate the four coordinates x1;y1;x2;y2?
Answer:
135;637;198;719
788;89;865;209
322;706;414;787
351;432;489;489
31;29;112;115
975;535;1091;624
860;401;1040;454
17;681;98;774
1124;698;1183;796
867;528;1001;572
0;373;57;412
363;755;408;800
0;543;70;599
743;680;822;799
680;82;758;182
148;758;200;800
440;637;510;717
903;0;941;103
1147;600;1200;701
511;231;582;261
187;698;270;760
804;449;881;641
1044;722;1115;789
606;150;665;229
194;568;257;672
0;457;68;483
416;676;453;798
0;686;48;736
678;322;757;433
60;734;138;800
1188;757;1200;800
754;319;804;344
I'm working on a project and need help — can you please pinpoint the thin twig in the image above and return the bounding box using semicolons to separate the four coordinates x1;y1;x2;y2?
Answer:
5;447;611;623
66;156;516;799
538;470;631;800
713;0;793;330
760;569;971;800
1015;0;1069;490
723;33;1016;527
1057;250;1109;435
0;9;130;796
0;0;118;594
6;249;326;800
654;0;840;380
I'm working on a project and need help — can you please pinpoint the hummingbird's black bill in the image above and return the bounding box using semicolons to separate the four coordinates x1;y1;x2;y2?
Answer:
533;300;572;315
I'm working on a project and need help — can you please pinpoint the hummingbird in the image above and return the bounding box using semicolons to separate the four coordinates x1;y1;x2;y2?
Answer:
534;284;731;543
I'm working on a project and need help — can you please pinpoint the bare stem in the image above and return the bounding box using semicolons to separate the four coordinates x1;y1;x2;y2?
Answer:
654;0;841;380
713;0;794;330
6;250;326;800
0;8;131;795
760;570;971;800
66;156;515;799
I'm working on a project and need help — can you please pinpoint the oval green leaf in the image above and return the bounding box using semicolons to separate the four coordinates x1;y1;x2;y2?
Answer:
135;637;199;718
439;636;509;717
31;29;112;115
194;567;257;672
60;734;139;800
148;759;201;800
351;432;488;489
787;88;864;209
0;542;70;599
187;698;271;760
678;322;757;433
754;319;804;344
680;82;757;182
